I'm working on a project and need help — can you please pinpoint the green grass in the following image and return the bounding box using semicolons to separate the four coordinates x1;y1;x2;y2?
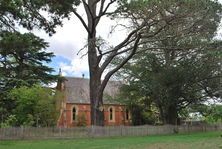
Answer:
0;132;222;149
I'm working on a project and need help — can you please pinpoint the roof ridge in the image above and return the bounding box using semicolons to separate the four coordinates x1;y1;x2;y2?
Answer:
64;76;122;83
65;76;89;79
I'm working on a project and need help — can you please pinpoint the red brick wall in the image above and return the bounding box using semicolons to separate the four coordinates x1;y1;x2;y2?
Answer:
65;104;91;127
58;103;131;127
104;105;131;126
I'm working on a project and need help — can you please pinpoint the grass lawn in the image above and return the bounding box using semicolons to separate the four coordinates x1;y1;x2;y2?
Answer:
0;131;222;149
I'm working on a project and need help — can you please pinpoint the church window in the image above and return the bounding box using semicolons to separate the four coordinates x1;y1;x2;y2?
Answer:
108;106;115;122
126;108;129;120
72;106;77;121
110;108;113;120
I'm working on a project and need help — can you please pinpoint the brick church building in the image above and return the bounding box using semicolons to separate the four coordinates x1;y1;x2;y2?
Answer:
56;76;131;127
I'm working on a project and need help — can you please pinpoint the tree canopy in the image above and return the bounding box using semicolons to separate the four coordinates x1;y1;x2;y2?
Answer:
119;46;222;124
0;31;55;88
0;31;57;122
0;0;80;34
3;85;60;127
116;0;222;125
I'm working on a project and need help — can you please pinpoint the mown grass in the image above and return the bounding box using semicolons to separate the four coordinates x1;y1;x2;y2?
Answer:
0;131;221;149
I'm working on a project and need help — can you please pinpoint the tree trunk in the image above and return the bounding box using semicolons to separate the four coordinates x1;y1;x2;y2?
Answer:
165;105;178;125
88;37;105;126
158;105;165;124
85;0;105;126
89;73;104;126
84;0;141;126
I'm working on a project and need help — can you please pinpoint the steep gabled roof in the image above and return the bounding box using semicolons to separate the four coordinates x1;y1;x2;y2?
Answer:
64;77;121;104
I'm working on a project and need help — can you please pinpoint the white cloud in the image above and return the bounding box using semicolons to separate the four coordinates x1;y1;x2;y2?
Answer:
32;9;128;77
59;55;89;78
33;14;87;60
48;82;57;88
33;1;222;78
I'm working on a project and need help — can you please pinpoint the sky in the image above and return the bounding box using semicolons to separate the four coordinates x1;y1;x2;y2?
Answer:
31;4;127;79
31;1;222;79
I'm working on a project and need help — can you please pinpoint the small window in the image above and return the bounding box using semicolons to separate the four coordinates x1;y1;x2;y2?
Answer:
72;107;77;121
126;109;129;120
108;106;115;122
109;108;113;121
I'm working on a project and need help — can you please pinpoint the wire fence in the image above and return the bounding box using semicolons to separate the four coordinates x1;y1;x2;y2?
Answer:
0;124;221;140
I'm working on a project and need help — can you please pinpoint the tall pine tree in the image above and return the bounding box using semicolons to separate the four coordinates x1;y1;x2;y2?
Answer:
0;31;55;120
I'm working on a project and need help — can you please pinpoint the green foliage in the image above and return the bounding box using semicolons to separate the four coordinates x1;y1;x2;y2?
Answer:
0;0;80;126
118;86;159;125
204;105;222;124
116;0;222;124
77;114;87;127
0;31;56;87
0;31;57;120
0;115;17;128
119;47;222;124
0;0;80;34
131;103;159;125
8;85;59;127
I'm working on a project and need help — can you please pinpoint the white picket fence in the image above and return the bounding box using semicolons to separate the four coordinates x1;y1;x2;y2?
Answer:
0;124;221;140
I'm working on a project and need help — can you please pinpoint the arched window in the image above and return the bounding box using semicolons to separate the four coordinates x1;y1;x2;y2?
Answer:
109;108;113;121
72;106;77;121
126;108;129;120
108;106;115;122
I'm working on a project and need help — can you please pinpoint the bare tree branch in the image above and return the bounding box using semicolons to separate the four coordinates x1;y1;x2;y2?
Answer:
80;51;88;59
100;37;136;56
72;10;91;35
82;0;94;19
77;44;88;56
99;22;146;72
95;0;117;27
100;33;142;94
98;0;106;17
98;0;116;18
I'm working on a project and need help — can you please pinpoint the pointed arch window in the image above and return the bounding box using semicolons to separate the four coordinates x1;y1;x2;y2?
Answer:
109;108;113;121
108;106;115;122
126;108;129;121
72;106;78;122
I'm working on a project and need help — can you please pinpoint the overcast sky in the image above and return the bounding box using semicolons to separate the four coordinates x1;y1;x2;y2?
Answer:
31;1;222;79
31;5;129;78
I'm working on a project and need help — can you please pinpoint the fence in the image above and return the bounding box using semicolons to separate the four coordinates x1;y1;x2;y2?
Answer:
0;124;221;140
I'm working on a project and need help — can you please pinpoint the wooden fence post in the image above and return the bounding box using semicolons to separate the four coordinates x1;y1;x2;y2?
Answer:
59;127;61;137
21;126;24;139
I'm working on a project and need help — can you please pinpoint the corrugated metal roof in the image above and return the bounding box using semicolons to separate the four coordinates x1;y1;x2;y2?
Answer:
64;77;121;104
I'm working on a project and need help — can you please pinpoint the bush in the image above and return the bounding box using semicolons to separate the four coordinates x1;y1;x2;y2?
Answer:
0;115;17;128
77;114;87;127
